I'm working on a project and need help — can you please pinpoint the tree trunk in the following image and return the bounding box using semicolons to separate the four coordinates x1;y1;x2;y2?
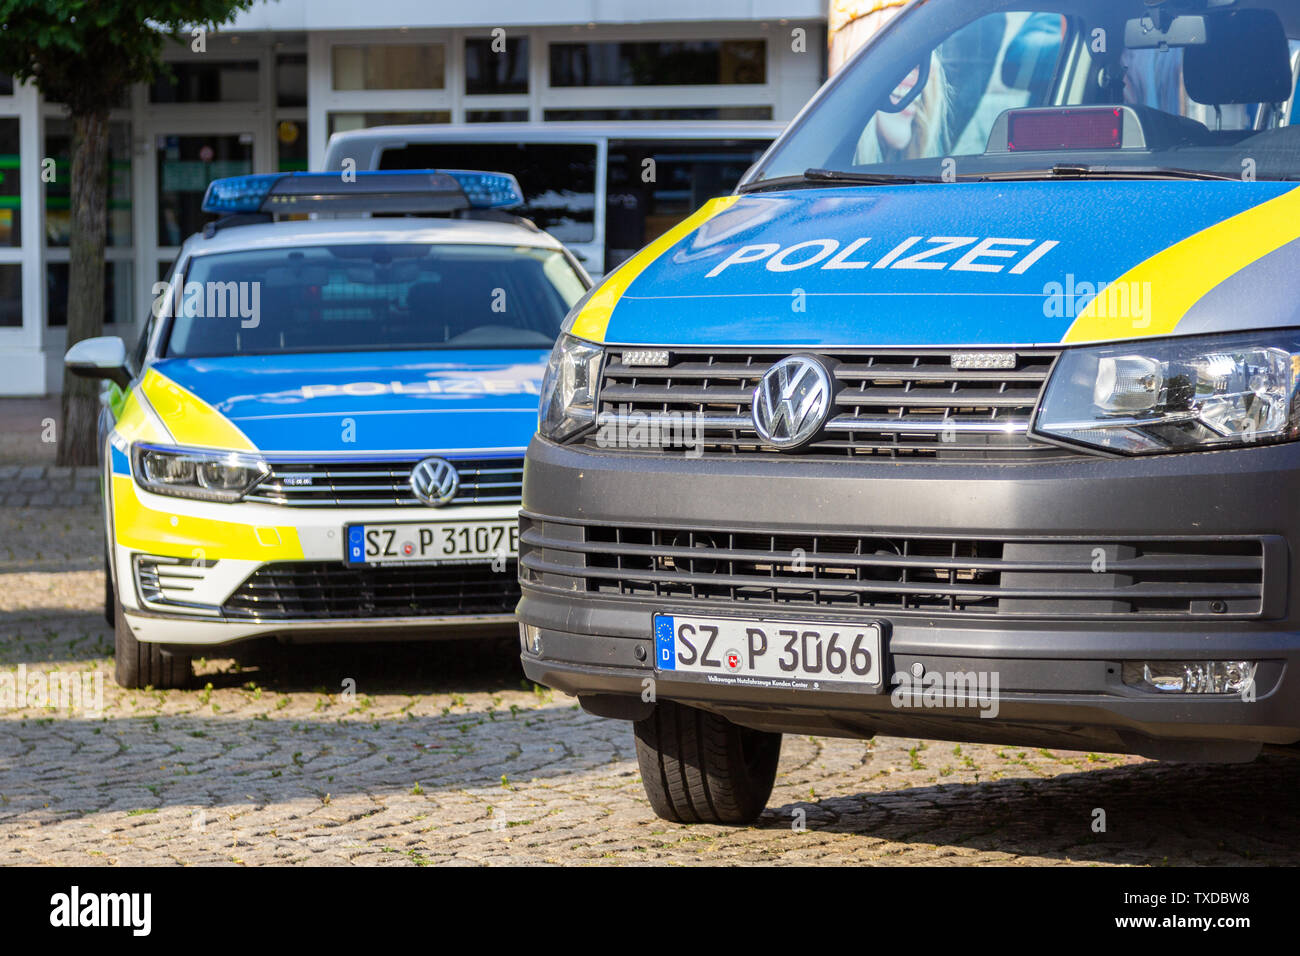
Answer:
57;110;110;467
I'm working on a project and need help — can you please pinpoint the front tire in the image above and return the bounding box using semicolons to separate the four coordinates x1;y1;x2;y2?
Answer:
633;700;782;825
113;596;192;690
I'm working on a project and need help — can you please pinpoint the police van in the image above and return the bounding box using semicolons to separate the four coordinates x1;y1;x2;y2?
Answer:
520;0;1300;823
66;170;589;688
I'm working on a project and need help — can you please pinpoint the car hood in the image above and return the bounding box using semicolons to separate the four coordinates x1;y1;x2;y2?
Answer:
585;180;1300;348
146;350;546;455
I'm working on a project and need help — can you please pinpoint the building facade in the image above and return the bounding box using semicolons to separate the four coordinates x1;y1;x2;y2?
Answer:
0;0;827;396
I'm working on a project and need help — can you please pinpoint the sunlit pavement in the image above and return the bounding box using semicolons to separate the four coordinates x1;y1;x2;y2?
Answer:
1;483;1296;866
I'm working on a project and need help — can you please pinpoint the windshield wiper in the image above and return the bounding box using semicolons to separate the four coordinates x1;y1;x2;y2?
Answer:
977;164;1241;182
740;163;1248;194
740;168;943;192
803;167;944;185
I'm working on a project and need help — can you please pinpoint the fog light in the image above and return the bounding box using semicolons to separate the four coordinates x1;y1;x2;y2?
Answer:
1123;660;1257;694
520;624;543;656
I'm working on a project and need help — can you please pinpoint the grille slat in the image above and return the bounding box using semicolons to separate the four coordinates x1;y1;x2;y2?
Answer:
246;456;524;508
521;556;1263;602
833;389;1037;408
600;384;756;404
518;517;1267;620
223;561;520;620
588;349;1061;461
833;364;1050;382
824;417;1030;434
519;529;1263;575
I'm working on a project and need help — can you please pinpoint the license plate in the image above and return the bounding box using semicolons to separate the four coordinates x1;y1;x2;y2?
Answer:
346;520;518;566
653;614;883;692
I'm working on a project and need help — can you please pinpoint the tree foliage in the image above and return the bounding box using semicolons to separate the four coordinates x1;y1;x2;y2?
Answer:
0;1;259;115
0;0;260;466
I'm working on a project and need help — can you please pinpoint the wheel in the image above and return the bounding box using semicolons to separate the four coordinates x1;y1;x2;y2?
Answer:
102;543;114;627
633;699;782;825
113;595;193;690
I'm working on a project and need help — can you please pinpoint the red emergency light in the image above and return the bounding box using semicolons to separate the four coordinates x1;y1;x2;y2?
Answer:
1007;107;1124;152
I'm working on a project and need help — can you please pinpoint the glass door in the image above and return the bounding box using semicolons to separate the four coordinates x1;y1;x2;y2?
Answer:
149;130;254;281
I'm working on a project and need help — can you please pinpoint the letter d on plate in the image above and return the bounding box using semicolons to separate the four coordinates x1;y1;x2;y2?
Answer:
655;616;676;670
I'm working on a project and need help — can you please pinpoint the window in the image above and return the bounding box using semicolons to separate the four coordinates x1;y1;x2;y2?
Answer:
0;264;18;327
605;139;772;270
379;142;597;244
329;111;451;137
151;60;259;103
157;134;253;246
276;53;307;107
45;120;133;247
0;76;13;96
465;36;529;94
332;44;445;90
46;261;133;328
132;312;156;374
550;40;766;87
277;120;308;172
467;109;531;123
165;243;586;356
544;106;772;121
0;118;18;247
754;3;1300;183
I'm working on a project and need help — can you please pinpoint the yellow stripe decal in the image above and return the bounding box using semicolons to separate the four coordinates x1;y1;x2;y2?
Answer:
139;368;257;451
113;475;303;561
570;196;740;343
113;388;167;445
1064;184;1300;343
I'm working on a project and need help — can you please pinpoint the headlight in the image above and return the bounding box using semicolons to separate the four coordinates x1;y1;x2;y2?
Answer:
1035;331;1300;454
538;332;603;442
132;444;269;502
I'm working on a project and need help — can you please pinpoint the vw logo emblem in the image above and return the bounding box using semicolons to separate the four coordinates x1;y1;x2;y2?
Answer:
409;457;460;507
752;355;834;449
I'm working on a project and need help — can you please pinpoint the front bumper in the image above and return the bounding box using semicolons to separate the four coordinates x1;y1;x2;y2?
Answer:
517;436;1300;761
111;475;519;647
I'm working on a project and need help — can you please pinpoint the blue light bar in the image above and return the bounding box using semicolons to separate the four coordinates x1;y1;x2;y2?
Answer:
445;171;524;209
201;173;283;214
200;169;524;216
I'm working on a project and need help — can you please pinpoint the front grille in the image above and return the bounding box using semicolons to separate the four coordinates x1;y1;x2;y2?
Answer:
245;456;523;508
585;348;1062;460
223;561;520;620
519;516;1273;620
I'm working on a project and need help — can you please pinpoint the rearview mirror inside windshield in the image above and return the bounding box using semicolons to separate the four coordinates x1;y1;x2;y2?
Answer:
1125;13;1208;49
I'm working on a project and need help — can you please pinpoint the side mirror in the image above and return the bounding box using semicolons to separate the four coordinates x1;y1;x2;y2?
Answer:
65;336;132;389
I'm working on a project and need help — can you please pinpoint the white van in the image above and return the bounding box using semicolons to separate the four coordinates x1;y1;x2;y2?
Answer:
321;122;783;276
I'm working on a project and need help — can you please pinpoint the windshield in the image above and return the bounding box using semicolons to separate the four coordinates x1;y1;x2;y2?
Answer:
749;0;1300;185
163;242;587;357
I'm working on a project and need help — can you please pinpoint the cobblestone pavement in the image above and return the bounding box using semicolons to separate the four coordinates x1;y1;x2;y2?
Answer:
0;398;59;468
1;485;1297;866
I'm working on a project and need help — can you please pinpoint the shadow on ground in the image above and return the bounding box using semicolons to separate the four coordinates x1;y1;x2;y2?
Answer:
211;635;529;696
763;756;1300;865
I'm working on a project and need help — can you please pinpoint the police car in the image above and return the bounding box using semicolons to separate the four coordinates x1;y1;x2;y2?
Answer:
66;169;589;688
521;0;1300;823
